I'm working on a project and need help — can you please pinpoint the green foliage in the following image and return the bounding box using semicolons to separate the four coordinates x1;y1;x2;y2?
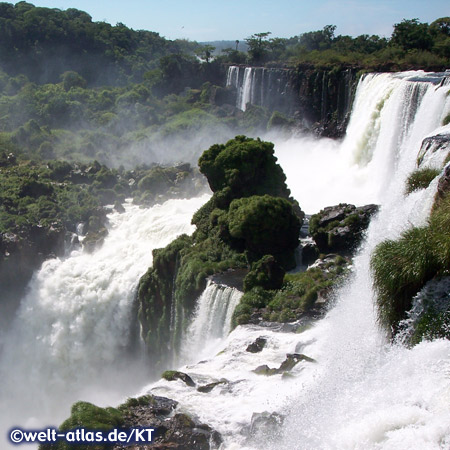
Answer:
198;136;292;208
391;19;433;51
243;255;285;291
411;307;450;344
245;32;272;63
371;192;450;333
38;401;123;450
233;256;349;326
227;195;300;267
405;168;441;194
138;136;301;362
443;113;450;126
267;111;294;131
0;160;105;234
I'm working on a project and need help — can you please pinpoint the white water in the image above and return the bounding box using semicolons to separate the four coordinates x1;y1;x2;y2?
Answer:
273;71;450;213
144;71;450;449
2;70;450;449
180;281;243;364
0;195;209;446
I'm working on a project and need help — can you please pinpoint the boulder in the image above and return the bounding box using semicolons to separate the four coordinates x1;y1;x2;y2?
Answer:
113;395;222;450
197;379;228;393
161;370;196;387
253;353;315;375
246;337;267;353
309;203;379;254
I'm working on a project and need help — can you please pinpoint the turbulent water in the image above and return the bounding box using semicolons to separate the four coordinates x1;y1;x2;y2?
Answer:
146;70;450;449
0;195;209;447
1;70;450;450
180;281;243;365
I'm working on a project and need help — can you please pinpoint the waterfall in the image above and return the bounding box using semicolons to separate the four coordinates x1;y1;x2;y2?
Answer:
0;195;210;446
146;71;450;449
226;65;295;113
273;71;450;213
180;281;243;364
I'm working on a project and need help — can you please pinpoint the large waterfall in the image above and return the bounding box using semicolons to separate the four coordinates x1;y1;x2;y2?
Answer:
1;69;449;449
0;195;209;446
146;70;450;449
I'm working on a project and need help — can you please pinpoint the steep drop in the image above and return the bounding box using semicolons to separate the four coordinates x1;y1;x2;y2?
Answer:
0;195;210;446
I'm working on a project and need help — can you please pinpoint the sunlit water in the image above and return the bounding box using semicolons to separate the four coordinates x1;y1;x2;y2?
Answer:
1;70;450;450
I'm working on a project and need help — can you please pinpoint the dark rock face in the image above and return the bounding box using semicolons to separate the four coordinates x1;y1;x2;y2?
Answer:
114;395;222;450
161;370;196;387
434;163;450;208
309;203;379;254
226;65;358;138
254;353;315;375
197;379;228;393
0;224;66;322
246;336;267;353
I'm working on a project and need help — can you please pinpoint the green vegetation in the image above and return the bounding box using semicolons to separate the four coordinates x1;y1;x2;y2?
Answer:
443;113;450;126
405;168;441;194
233;255;349;325
227;195;300;267
138;136;302;366
0;4;446;168
222;18;449;70
38;401;124;450
371;190;450;335
411;302;450;344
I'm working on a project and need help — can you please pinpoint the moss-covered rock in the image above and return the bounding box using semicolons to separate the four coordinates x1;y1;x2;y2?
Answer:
310;203;378;253
233;254;350;326
243;255;285;292
227;195;301;268
40;393;222;450
161;370;196;387
137;136;303;365
39;401;124;450
198;135;301;213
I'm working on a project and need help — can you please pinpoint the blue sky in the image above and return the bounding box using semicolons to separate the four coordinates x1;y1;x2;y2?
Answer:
23;0;450;41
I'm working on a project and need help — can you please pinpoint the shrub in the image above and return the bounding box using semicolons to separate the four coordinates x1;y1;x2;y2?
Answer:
405;168;440;194
371;191;450;333
227;195;300;267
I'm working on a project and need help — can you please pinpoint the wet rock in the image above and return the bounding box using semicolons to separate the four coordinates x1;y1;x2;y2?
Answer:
197;379;228;393
114;200;125;213
254;353;315;376
279;353;316;371
246;337;267;353
310;203;379;254
114;395;222;450
161;370;196;387
434;164;450;208
82;227;108;253
301;241;320;265
254;364;278;376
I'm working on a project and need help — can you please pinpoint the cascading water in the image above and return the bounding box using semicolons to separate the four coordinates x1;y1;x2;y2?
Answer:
273;71;450;213
226;65;295;113
144;71;450;449
0;194;209;447
180;281;243;364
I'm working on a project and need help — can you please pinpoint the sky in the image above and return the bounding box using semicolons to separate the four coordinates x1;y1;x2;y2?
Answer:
20;0;450;42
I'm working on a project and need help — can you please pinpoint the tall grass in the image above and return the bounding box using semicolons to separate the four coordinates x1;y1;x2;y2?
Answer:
371;191;450;334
